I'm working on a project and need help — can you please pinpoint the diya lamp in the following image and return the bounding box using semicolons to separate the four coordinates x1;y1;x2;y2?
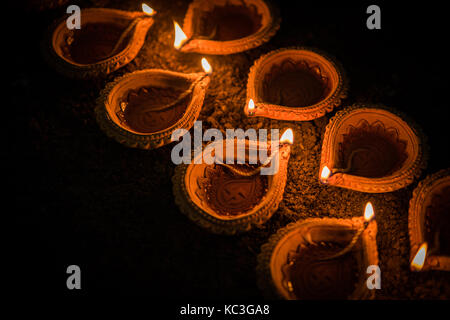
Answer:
245;47;348;121
319;104;427;193
172;129;294;235
95;57;212;149
257;202;378;300
173;0;280;54
409;169;450;271
43;4;156;78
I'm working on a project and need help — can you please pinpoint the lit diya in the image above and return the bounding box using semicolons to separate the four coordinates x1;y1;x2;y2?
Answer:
43;4;156;78
173;0;280;54
257;203;378;300
245;47;348;121
409;168;450;271
95;58;211;149
172;129;293;235
319;104;427;193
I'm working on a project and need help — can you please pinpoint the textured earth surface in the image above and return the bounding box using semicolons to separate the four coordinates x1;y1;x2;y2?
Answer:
12;0;449;299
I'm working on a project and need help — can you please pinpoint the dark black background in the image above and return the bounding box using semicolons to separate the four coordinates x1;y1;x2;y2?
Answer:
9;0;449;306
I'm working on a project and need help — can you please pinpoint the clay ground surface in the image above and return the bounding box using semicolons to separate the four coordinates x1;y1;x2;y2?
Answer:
11;0;450;299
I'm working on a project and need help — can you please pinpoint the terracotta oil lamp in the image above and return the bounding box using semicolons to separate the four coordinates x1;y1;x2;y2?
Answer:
319;105;427;193
257;203;378;299
43;4;156;78
172;129;293;235
173;0;280;55
245;47;348;121
95;58;212;149
409;169;450;271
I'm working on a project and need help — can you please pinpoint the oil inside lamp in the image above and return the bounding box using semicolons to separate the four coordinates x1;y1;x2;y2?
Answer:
320;165;331;183
411;243;428;271
174;21;188;50
141;3;155;16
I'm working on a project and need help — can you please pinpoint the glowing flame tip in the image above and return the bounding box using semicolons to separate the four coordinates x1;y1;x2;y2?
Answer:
364;202;375;222
248;99;255;111
280;128;294;145
321;166;331;181
173;21;188;49
411;243;428;271
201;58;212;74
142;3;154;15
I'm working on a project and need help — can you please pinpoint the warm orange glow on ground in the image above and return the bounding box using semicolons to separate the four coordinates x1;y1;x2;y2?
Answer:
201;58;212;74
364;202;375;221
321;166;331;181
280;129;294;145
173;21;188;49
411;243;428;271
142;3;155;15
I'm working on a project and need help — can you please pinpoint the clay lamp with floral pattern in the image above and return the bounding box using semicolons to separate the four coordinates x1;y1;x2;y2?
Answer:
173;0;280;55
319;105;427;193
172;129;293;234
409;169;450;271
95;58;212;149
245;47;348;121
257;202;378;299
43;4;156;78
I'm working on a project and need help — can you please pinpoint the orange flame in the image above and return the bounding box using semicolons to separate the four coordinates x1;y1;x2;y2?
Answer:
280;129;294;145
142;3;155;15
201;58;212;74
248;99;255;112
320;166;331;181
411;243;428;271
173;21;188;49
364;202;375;222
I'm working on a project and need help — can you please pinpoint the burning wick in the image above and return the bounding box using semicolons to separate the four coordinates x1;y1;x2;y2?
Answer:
411;243;428;271
141;3;155;16
201;57;212;75
173;21;189;50
108;3;156;58
320;165;331;183
279;128;294;145
219;129;294;177
173;20;217;50
134;58;212;113
320;202;375;261
247;99;256;116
